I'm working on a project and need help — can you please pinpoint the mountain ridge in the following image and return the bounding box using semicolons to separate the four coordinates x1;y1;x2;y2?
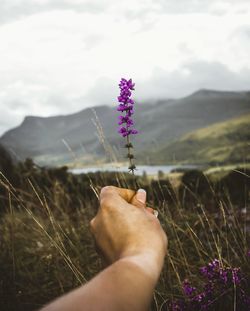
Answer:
1;89;250;166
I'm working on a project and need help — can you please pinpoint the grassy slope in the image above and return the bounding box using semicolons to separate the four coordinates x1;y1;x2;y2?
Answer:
146;113;250;164
2;90;250;166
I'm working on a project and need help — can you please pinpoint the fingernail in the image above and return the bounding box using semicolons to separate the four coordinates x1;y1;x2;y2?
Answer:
153;210;159;218
136;189;146;204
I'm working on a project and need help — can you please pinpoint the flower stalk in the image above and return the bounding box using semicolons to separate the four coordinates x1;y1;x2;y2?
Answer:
117;78;138;174
126;134;136;174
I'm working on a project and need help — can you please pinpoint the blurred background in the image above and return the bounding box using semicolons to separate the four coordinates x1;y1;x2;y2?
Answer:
0;0;249;170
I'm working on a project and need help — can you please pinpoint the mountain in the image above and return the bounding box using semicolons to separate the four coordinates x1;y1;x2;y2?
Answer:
1;89;250;166
143;113;250;164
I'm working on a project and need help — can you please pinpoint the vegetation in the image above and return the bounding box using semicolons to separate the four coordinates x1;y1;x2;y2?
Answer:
0;149;249;310
145;113;250;165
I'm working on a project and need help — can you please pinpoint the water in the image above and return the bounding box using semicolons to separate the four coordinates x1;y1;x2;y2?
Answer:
70;164;198;176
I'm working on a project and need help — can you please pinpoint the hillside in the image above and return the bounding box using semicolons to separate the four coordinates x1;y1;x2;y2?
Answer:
144;113;250;164
0;144;18;183
1;89;250;166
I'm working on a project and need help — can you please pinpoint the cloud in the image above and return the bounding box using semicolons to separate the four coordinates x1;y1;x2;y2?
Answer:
0;0;112;24
83;34;104;50
0;104;26;135
2;0;249;26
82;77;117;105
2;59;249;137
75;60;250;105
231;25;250;44
138;61;250;100
0;0;202;26
157;0;250;15
157;0;214;14
0;0;250;136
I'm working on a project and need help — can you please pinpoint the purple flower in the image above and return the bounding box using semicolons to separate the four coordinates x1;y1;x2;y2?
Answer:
200;259;220;279
118;127;129;137
169;258;250;311
192;292;205;303
183;279;196;297
117;78;137;138
169;300;185;311
232;268;241;285
130;129;138;134
116;78;138;174
200;266;208;276
219;269;228;284
118;116;134;126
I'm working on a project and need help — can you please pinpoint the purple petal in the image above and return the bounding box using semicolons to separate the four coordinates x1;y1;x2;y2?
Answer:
131;129;138;134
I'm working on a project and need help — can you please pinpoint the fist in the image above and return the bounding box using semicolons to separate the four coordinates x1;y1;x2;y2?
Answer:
90;186;167;265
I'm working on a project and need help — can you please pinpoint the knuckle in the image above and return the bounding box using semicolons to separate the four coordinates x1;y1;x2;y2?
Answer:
89;218;96;233
101;186;115;195
100;196;111;210
100;186;119;211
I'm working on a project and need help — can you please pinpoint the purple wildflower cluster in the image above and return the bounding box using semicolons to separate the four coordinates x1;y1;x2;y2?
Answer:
169;259;250;311
117;78;138;137
117;78;138;173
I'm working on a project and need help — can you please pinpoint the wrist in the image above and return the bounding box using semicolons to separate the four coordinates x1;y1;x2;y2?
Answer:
118;250;165;283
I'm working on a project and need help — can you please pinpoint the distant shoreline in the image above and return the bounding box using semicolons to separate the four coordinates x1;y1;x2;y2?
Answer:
69;164;199;176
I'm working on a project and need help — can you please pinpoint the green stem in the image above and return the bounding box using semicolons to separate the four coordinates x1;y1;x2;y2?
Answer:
126;132;135;175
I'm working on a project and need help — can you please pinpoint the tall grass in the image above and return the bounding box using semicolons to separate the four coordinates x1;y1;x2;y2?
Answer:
0;164;249;310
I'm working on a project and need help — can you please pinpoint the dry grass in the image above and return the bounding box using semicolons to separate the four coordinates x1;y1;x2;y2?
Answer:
0;166;249;311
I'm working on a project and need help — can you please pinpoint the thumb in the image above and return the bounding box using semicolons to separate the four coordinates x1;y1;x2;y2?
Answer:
131;189;147;208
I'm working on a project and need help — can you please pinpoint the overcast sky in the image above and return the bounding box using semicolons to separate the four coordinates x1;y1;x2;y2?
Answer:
0;0;250;135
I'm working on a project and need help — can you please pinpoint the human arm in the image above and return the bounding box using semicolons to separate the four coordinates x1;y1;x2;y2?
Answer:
41;186;167;311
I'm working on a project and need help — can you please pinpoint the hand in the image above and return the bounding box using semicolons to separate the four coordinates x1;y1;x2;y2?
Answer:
90;186;167;281
41;186;167;311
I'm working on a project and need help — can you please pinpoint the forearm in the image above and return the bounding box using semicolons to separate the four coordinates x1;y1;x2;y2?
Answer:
41;255;161;311
41;186;167;311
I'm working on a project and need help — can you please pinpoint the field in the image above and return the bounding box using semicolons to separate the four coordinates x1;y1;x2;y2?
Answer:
0;158;249;311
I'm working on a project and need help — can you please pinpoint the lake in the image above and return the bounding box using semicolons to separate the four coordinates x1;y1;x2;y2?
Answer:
70;164;198;176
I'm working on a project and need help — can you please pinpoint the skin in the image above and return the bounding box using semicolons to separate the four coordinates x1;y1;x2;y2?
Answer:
41;186;168;311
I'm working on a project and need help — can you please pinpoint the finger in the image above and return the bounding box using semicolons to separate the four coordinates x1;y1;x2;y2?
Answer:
146;207;159;218
145;207;154;214
100;186;136;203
131;189;147;208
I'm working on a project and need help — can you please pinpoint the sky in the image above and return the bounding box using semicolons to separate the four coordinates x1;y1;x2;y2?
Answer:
0;0;250;135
